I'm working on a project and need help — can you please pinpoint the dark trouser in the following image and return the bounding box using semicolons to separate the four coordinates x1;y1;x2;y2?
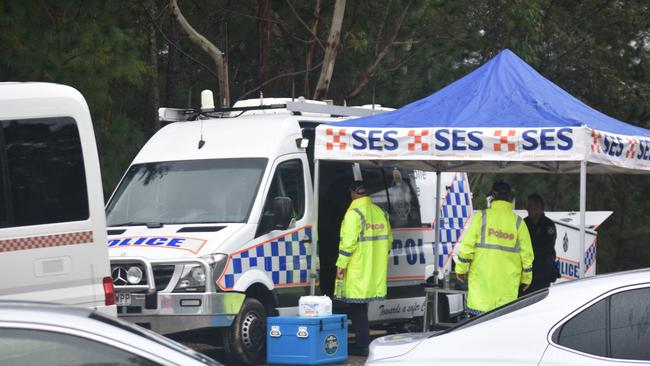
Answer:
348;302;369;349
520;279;553;297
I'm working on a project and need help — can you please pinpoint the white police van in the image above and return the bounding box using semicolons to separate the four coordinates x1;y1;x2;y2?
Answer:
0;82;115;315
104;94;472;364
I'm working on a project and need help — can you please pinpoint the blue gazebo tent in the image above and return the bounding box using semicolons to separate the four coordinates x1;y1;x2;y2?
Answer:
313;49;650;279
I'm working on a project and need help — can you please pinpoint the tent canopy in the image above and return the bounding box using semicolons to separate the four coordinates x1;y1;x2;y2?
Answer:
315;49;650;174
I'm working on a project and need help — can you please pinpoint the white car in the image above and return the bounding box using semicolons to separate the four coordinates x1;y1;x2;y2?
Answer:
367;268;650;365
0;301;222;366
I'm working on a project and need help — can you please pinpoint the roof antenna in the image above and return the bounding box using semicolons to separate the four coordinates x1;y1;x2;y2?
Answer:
260;91;264;105
291;77;295;101
198;120;205;149
198;90;214;149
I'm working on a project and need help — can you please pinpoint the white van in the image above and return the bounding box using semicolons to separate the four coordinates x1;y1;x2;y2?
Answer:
0;82;116;316
104;97;473;364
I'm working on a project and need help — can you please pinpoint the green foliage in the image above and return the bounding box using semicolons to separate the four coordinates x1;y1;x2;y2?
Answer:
0;1;149;195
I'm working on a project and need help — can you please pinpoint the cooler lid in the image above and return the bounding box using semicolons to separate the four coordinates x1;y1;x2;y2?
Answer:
268;314;346;325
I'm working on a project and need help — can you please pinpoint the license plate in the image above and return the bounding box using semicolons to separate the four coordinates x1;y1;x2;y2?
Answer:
116;293;131;306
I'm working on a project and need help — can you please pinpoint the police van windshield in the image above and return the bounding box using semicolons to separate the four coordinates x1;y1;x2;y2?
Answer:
106;158;267;226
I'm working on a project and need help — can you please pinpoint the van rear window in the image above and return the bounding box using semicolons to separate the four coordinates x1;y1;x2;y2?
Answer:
0;117;89;228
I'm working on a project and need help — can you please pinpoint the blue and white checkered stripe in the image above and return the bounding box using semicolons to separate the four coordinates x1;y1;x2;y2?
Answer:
219;227;312;290
584;241;597;272
437;242;454;267
437;173;473;267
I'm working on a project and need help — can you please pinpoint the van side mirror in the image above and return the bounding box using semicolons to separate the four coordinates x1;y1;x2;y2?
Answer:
272;197;293;230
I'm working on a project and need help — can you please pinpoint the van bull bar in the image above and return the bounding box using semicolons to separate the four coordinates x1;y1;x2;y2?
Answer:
111;257;244;334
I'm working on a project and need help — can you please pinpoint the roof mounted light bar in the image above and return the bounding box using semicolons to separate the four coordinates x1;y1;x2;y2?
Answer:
158;99;385;122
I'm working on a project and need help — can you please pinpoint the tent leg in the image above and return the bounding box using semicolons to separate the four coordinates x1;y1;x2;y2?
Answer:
579;160;587;278
310;160;320;296
424;170;443;331
432;170;442;327
433;171;442;279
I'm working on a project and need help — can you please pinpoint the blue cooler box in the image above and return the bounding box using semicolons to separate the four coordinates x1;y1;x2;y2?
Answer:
267;315;348;365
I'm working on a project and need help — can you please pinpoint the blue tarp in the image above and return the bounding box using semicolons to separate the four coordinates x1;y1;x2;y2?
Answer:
332;49;650;138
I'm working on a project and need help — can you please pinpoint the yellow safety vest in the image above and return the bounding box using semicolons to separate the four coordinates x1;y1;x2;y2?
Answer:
334;196;392;303
454;200;534;314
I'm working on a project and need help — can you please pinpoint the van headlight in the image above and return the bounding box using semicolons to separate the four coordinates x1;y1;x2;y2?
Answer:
175;265;206;292
173;254;228;293
127;266;144;284
191;266;206;283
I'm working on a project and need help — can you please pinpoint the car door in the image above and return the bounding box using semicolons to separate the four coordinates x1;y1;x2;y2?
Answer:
541;284;650;365
254;155;313;301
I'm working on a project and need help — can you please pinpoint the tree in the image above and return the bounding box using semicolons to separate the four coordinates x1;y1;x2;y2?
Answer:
0;1;149;195
146;0;161;132
3;0;650;272
169;0;230;106
345;0;413;100
165;0;180;108
257;0;271;86
313;0;346;100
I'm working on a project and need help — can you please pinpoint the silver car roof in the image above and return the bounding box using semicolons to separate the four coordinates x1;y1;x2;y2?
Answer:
0;301;221;366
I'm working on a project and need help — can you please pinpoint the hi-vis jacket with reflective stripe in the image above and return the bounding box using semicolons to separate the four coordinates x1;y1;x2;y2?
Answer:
454;200;534;314
335;196;392;303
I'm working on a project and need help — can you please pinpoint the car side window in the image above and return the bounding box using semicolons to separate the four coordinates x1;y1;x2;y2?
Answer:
556;298;608;357
259;159;305;234
556;286;650;361
610;287;650;360
0;117;89;228
0;328;159;366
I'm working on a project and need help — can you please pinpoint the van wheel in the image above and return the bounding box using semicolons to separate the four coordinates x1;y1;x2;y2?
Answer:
222;298;266;365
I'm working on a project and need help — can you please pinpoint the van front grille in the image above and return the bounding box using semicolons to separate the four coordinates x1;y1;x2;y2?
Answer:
153;265;175;291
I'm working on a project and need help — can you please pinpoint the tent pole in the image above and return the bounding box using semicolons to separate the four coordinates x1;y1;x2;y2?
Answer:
432;170;442;326
433;170;442;279
310;159;320;296
579;160;587;278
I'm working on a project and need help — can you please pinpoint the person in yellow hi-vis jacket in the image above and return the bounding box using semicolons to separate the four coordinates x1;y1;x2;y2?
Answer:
334;181;392;357
454;181;534;316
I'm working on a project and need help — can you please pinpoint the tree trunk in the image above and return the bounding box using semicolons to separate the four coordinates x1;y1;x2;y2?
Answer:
147;0;160;132
313;0;346;100
257;0;271;86
165;0;179;108
169;0;230;107
304;0;321;97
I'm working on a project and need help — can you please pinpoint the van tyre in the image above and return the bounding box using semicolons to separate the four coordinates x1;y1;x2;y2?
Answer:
223;297;266;365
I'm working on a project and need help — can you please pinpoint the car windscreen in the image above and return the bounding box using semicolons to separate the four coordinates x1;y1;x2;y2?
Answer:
106;158;267;226
88;312;222;365
433;289;549;336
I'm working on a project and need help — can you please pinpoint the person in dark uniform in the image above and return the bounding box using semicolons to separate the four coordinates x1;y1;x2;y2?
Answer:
520;193;560;296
